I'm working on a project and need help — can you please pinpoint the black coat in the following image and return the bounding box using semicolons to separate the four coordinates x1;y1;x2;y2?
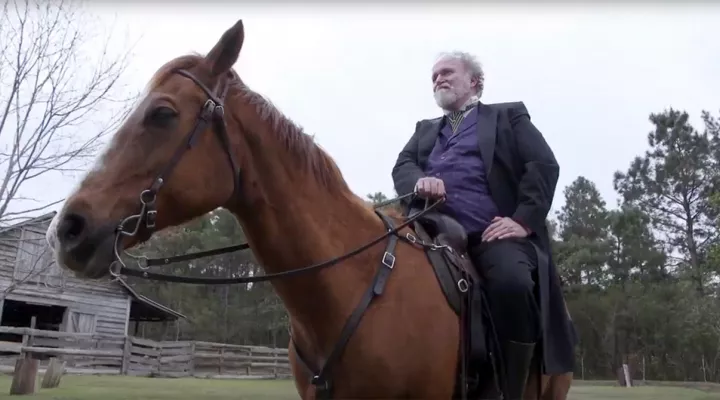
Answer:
391;101;576;374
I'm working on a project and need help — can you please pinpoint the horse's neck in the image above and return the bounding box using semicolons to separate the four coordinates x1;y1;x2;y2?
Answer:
230;187;383;348
225;93;388;344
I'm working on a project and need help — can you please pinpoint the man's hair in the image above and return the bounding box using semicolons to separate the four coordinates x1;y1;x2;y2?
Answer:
436;51;485;98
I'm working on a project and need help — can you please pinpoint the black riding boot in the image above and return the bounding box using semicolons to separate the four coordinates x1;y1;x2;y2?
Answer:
502;340;535;400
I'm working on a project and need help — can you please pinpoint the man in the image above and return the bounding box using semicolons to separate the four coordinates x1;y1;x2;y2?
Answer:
392;51;575;399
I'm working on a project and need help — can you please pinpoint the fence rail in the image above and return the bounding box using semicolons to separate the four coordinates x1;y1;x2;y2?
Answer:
0;326;290;379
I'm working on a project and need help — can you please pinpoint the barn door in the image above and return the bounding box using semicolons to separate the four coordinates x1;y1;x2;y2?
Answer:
64;310;96;333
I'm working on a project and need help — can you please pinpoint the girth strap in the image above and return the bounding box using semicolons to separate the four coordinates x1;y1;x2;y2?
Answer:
291;211;399;400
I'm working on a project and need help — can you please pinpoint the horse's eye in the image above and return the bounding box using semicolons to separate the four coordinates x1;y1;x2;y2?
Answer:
146;106;177;127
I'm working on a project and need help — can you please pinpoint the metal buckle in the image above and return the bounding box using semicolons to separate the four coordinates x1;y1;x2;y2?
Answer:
146;209;157;229
202;99;216;118
405;233;417;244
457;279;469;293
311;375;329;390
382;252;396;269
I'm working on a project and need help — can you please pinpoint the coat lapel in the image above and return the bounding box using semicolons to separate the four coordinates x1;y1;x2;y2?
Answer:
476;103;497;176
418;117;443;162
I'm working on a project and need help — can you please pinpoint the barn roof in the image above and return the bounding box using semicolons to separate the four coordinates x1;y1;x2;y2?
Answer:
0;211;57;233
0;211;186;322
115;278;188;322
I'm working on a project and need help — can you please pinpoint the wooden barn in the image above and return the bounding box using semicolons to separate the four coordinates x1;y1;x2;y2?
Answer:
0;211;184;342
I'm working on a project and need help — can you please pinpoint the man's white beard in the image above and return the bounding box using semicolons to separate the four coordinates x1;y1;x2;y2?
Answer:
434;88;460;110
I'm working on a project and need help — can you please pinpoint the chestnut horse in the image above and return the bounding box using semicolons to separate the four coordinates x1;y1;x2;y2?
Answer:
46;19;573;399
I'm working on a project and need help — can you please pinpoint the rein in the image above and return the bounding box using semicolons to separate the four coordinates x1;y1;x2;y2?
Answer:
110;192;442;285
107;68;444;285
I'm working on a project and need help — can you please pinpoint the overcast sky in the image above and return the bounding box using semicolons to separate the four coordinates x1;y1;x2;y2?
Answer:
13;3;720;222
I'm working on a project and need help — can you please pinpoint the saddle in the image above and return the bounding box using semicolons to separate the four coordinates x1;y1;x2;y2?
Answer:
413;211;469;251
407;207;503;399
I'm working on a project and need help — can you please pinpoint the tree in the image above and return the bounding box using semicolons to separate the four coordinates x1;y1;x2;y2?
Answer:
606;205;666;285
0;0;134;225
366;192;389;205
613;108;717;293
554;176;611;287
366;191;403;214
128;208;290;346
1;223;58;296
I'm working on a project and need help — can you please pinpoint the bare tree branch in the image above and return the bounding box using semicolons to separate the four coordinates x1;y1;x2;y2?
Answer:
0;0;137;226
0;197;63;219
0;231;61;296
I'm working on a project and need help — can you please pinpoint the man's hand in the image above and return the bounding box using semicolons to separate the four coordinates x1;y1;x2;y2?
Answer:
482;216;529;242
415;177;446;200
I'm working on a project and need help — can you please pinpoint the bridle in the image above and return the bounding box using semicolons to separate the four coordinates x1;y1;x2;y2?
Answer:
122;68;240;234
108;68;243;282
107;68;445;286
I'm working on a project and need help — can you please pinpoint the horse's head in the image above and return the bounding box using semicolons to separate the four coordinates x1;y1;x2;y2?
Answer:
47;20;248;279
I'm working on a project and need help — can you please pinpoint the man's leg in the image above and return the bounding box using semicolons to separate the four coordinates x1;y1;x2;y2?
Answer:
467;238;541;400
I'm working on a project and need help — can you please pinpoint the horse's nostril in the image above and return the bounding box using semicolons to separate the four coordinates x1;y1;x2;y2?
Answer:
58;213;87;246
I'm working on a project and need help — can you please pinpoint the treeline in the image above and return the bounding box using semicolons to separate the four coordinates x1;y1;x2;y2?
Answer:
553;108;720;382
128;107;720;382
126;209;289;347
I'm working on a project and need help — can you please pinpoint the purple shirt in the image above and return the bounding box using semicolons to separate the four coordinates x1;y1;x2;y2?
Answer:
424;107;499;234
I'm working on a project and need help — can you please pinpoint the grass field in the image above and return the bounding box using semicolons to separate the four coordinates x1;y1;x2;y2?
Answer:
0;375;718;399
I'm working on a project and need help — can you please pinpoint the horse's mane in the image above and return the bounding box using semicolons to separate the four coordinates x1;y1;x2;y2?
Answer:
147;54;351;194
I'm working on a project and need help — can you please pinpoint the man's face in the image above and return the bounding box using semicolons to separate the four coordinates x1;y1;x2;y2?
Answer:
431;57;475;110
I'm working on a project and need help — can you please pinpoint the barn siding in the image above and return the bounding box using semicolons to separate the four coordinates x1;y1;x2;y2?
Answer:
0;229;21;281
0;214;131;336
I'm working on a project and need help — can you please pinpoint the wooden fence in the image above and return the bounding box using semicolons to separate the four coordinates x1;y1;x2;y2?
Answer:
0;326;291;379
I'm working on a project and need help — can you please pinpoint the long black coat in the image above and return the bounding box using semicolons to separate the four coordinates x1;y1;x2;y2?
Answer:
391;101;576;374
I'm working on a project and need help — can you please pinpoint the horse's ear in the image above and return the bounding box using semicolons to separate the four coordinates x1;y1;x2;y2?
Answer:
205;19;244;77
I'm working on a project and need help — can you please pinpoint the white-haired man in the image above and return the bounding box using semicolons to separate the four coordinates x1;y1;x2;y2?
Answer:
392;52;575;399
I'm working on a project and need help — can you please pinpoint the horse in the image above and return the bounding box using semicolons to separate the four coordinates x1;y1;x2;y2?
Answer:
45;19;573;399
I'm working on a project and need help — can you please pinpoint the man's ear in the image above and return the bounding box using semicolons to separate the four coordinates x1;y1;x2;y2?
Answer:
205;19;244;77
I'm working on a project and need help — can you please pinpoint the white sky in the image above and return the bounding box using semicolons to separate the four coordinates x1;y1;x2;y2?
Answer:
12;3;720;222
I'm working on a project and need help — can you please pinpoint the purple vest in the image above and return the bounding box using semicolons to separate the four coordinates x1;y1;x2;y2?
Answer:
424;107;499;234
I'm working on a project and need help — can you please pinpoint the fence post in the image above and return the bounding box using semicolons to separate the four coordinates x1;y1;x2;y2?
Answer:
246;348;252;376
642;356;646;382
219;346;224;375
121;336;132;375
9;317;38;395
153;339;160;377
189;341;196;378
40;357;66;389
273;347;278;378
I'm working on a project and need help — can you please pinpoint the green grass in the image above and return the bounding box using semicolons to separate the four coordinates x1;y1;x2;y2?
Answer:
569;384;720;400
0;375;298;400
0;375;718;399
